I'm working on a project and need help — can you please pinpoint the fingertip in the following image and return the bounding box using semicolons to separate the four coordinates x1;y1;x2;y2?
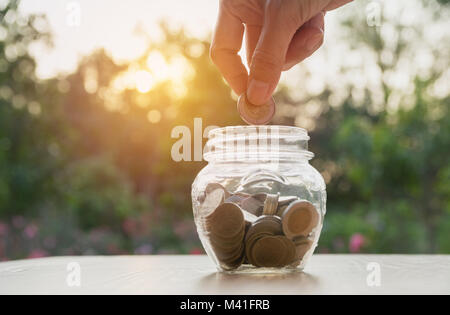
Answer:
247;79;272;106
231;72;249;96
305;29;324;52
308;12;325;32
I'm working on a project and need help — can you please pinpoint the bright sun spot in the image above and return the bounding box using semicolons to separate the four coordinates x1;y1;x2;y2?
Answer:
168;56;195;84
135;70;154;93
146;51;169;81
147;51;196;85
109;51;195;100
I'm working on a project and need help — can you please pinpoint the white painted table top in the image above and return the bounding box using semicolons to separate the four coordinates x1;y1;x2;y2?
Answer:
0;255;448;295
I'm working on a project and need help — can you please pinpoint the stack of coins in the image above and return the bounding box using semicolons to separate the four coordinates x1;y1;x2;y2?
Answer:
202;202;246;270
244;216;297;267
251;235;297;267
199;183;320;270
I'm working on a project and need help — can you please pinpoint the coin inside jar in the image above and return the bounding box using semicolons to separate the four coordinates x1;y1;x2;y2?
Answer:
262;194;279;215
199;181;320;270
251;236;286;267
204;202;246;270
245;215;283;265
237;94;275;125
205;182;230;198
201;188;226;217
292;236;314;263
245;215;283;242
277;235;297;266
205;202;245;238
281;200;319;239
240;196;264;216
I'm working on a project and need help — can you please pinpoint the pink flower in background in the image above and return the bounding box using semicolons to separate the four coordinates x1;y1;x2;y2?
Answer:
28;249;48;259
24;223;39;239
349;233;366;253
189;247;204;255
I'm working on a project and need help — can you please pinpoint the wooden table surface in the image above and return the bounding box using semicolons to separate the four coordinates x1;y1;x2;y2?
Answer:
0;255;448;295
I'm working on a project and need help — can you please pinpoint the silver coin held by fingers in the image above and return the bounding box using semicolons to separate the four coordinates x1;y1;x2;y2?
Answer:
237;94;275;125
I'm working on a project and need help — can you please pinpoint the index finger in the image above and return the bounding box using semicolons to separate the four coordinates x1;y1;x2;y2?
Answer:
210;4;248;96
324;0;354;11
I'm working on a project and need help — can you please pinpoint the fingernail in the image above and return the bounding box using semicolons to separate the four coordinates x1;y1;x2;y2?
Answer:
305;32;323;52
247;79;270;105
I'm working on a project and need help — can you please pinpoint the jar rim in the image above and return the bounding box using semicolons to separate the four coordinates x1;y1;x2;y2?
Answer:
204;125;314;162
207;125;310;140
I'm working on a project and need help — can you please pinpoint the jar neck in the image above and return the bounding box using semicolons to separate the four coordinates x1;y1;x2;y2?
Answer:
203;126;314;163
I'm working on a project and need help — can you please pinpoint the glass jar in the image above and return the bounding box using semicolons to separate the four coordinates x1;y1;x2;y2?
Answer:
192;126;326;273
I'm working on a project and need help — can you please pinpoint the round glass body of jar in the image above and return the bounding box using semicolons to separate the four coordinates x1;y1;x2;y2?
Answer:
192;126;326;273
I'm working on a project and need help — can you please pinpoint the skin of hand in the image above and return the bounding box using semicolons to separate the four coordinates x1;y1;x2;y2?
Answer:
210;0;353;105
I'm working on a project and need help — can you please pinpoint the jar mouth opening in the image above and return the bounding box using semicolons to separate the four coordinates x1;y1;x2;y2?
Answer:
207;125;310;140
204;125;314;162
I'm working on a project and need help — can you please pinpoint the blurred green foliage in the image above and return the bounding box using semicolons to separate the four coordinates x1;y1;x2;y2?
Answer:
0;0;449;260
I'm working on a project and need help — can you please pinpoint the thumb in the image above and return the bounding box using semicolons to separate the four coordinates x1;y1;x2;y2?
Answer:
247;8;298;105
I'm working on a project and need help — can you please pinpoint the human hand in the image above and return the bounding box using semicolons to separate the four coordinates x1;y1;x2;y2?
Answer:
210;0;353;105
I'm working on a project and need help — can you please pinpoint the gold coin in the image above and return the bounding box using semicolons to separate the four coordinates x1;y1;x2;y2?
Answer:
206;203;245;238
221;252;245;270
262;194;279;215
201;188;225;218
275;235;297;267
275;197;299;216
209;228;244;247
214;240;244;261
240;196;264;216
242;210;258;224
225;194;247;205
222;242;245;261
251;193;268;202
237;94;275;125
278;196;299;206
244;216;282;266
205;183;230;197
245;231;273;264
281;200;319;239
293;236;314;262
245;215;282;242
251;236;286;267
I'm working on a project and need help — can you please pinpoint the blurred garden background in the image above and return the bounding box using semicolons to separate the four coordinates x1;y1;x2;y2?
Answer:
0;0;449;260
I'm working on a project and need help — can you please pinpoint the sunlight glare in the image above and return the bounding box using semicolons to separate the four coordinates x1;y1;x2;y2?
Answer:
168;56;195;84
135;70;154;93
146;51;169;81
